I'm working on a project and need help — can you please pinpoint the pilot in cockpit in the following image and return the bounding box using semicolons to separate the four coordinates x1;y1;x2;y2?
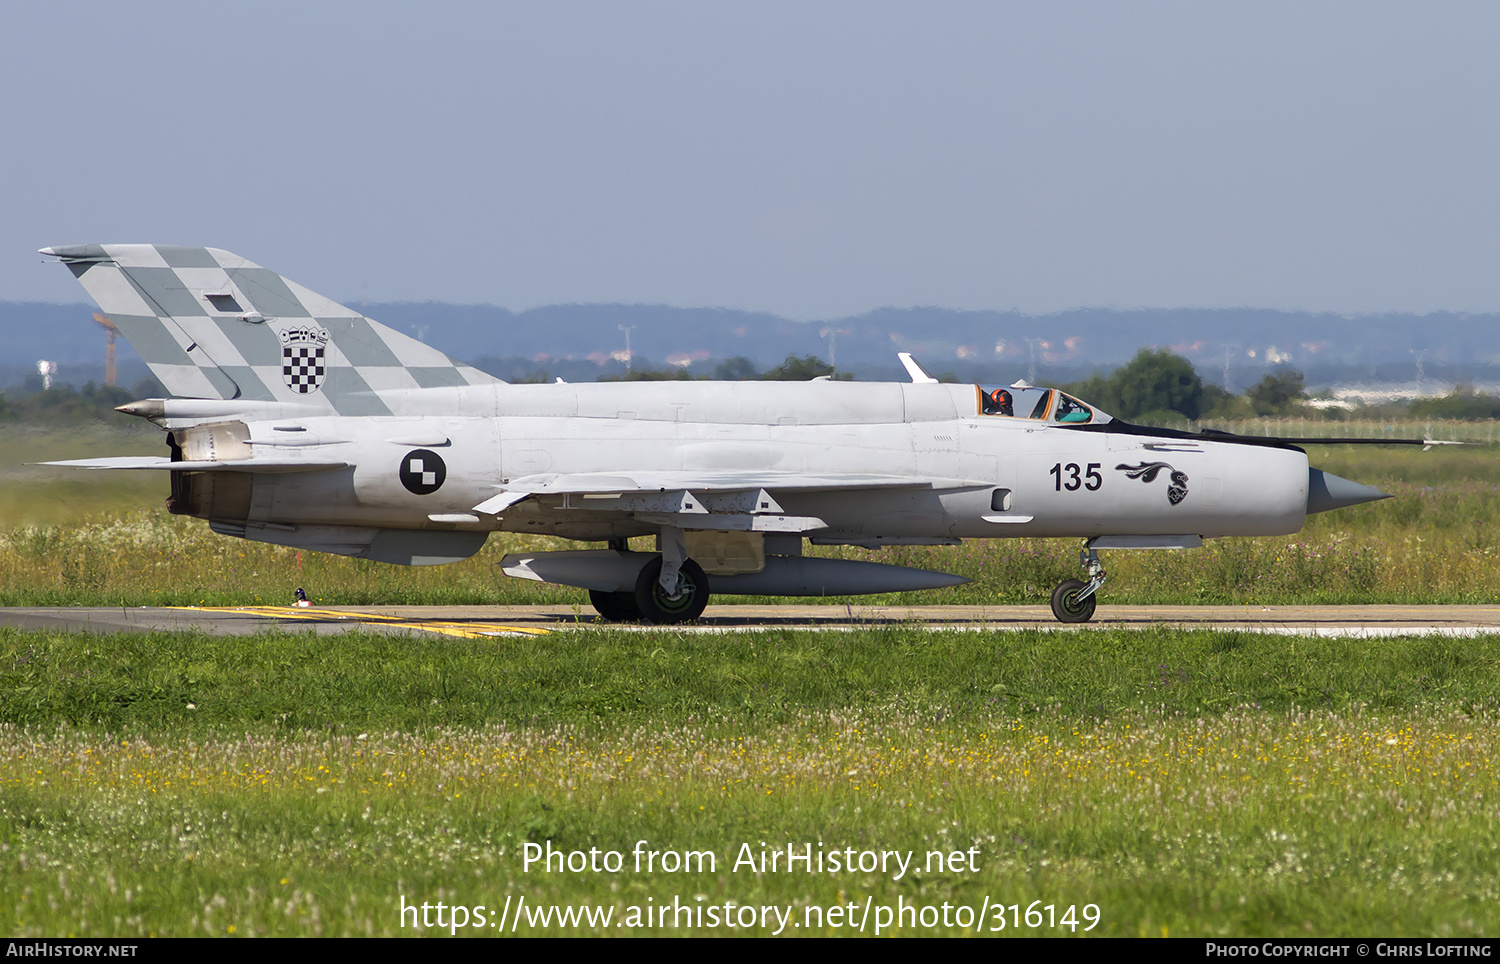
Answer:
983;388;1014;417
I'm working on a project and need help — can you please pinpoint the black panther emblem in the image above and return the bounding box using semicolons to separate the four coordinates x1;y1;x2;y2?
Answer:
1116;461;1189;506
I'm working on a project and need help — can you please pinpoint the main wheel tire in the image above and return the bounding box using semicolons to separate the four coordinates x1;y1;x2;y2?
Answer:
634;557;710;624
1050;578;1097;623
589;589;641;622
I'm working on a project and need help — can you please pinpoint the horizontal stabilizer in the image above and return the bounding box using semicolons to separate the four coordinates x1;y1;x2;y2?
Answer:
211;521;486;565
39;456;350;474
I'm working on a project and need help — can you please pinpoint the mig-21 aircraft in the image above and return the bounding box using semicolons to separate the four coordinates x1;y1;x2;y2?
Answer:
39;245;1397;623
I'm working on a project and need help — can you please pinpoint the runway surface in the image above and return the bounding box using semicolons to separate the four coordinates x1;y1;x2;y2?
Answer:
2;604;1498;637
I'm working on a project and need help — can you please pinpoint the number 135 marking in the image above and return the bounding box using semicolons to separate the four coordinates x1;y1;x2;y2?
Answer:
1050;462;1103;492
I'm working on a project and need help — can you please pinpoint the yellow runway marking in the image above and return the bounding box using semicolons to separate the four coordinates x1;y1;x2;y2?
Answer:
171;606;550;638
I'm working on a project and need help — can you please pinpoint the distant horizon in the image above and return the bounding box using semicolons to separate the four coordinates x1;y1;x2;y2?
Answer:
12;295;1500;323
4;297;1498;397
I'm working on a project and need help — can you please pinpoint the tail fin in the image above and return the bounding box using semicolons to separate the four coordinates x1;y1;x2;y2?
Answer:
41;244;500;414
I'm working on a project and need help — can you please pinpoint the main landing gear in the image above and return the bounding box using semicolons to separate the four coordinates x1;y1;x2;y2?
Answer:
634;556;709;624
588;558;710;624
1050;545;1106;624
588;531;711;625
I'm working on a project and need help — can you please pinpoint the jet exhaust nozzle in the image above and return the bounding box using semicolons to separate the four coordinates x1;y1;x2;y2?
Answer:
1307;468;1391;515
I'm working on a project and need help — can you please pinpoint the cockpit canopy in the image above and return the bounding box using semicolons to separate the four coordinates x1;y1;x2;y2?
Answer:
979;385;1112;425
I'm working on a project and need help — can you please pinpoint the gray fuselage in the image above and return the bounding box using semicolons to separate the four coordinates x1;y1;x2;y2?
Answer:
217;379;1308;543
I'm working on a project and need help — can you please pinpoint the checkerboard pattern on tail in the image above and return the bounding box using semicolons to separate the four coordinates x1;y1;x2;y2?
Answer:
38;244;501;414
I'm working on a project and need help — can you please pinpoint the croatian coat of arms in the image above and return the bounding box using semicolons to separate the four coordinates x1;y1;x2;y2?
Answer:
279;325;330;394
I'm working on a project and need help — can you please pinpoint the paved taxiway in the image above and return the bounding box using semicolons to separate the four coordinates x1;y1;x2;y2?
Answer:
1;604;1497;638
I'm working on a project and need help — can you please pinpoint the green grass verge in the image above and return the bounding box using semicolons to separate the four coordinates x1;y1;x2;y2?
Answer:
4;625;1499;731
2;626;1499;937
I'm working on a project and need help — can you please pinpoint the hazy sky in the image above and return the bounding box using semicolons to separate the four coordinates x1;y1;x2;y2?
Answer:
5;2;1499;319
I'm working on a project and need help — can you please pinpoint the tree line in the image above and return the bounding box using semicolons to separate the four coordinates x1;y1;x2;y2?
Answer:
1058;348;1309;422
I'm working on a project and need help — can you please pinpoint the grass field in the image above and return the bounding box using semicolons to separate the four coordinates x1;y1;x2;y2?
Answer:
2;625;1498;937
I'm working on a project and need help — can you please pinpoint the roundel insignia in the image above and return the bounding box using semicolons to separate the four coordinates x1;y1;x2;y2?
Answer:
399;449;447;495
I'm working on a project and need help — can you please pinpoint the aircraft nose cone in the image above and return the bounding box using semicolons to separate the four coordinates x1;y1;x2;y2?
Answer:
1307;468;1391;515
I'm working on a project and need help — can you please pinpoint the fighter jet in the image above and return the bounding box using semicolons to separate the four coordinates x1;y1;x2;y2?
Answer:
39;245;1395;623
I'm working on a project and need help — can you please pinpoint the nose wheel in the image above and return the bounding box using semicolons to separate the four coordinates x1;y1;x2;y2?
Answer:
1050;546;1105;623
1050;579;1097;623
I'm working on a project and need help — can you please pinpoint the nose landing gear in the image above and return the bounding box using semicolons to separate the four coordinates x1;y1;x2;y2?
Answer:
1050;545;1106;623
